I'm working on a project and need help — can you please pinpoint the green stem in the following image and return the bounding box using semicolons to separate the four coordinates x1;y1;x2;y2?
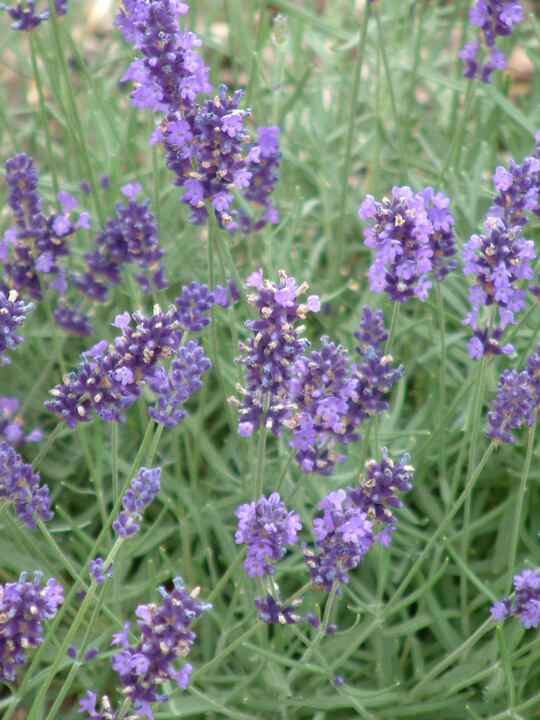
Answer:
254;403;268;499
384;302;400;355
46;0;105;224
29;35;59;198
506;424;536;592
32;422;62;470
374;9;408;184
460;356;488;634
43;588;107;720
386;442;495;616
274;446;296;494
333;5;370;283
287;582;339;684
436;79;476;184
436;284;448;505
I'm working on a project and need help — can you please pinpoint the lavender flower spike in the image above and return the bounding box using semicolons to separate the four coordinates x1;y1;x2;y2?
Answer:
148;340;211;428
460;1;523;83
491;568;540;629
235;493;302;577
486;343;539;443
304;489;373;591
0;571;63;683
89;557;114;585
462;140;538;358
230;269;320;437
110;577;210;719
358;186;456;303
0;289;33;365
45;305;180;428
348;448;413;546
287;337;358;475
0;440;53;528
113;466;161;537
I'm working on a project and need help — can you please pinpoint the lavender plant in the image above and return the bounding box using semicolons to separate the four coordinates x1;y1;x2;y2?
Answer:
0;0;538;717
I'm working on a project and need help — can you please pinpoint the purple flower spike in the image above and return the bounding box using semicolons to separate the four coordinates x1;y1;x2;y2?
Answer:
486;344;539;443
45;305;180;428
0;441;53;528
0;289;33;365
347;448;413;543
305;489;373;591
0;571;63;683
358;186;456;303
148;340;211;427
231;270;320;437
73;191;166;302
288;337;358;475
89;557;114;585
117;2;280;233
174;282;215;331
254;594;303;624
491;568;540;629
3;154;89;308
461;1;523;83
112;467;161;538
235;493;301;577
78;691;120;719
109;577;210;718
463;138;539;358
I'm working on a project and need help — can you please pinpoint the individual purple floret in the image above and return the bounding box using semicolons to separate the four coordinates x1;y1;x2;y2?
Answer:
0;289;33;365
89;557;114;585
0;440;53;528
358;186;456;302
148;340;211;427
462;141;538;358
348;448;413;545
287;337;358;475
112;467;161;538
235;492;302;577
45;306;180;428
0;571;63;683
491;568;540;629
110;577;211;719
0;1;49;30
304;489;373;591
460;1;523;83
254;594;302;624
230;269;320;437
70;644;99;662
73;184;166;302
0;396;42;446
486;344;539;443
